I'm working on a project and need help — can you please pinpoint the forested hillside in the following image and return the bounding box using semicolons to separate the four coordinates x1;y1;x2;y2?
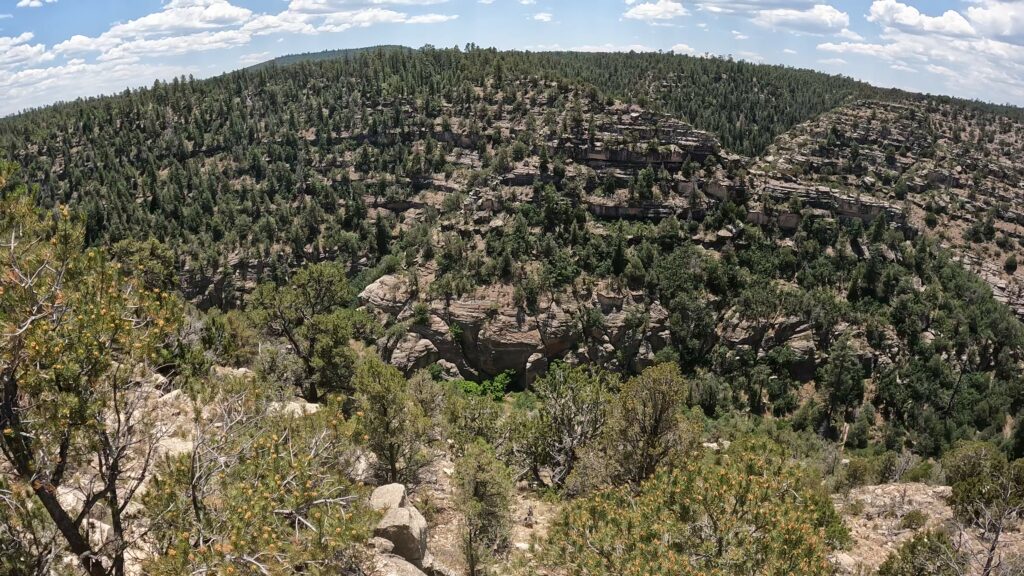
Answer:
3;46;1024;576
0;46;876;305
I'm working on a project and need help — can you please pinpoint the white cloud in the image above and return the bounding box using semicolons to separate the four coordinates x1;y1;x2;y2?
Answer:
520;0;536;4
533;12;552;22
16;0;56;7
783;48;797;54
671;43;695;54
731;29;749;40
570;43;654;52
0;32;53;69
1;58;185;115
818;26;1024;102
54;0;255;58
818;57;846;65
623;0;687;22
752;4;849;34
98;29;252;62
966;0;1024;44
696;1;817;15
837;28;863;41
867;0;975;37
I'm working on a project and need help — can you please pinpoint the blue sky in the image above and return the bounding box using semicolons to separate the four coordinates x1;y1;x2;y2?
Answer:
2;0;1023;116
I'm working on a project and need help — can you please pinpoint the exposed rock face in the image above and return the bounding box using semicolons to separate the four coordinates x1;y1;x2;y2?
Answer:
375;506;429;567
371;483;409;511
361;274;414;315
362;279;671;383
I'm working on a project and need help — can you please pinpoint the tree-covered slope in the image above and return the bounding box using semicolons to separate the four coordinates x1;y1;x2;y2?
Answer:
0;46;878;303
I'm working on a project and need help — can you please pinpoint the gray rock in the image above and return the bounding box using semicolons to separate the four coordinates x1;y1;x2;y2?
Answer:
369;536;395;554
375;506;428;566
370;483;408;511
373;553;428;576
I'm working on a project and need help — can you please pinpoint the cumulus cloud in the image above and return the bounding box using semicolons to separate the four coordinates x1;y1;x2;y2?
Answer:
867;0;975;37
623;0;687;22
0;32;53;69
671;43;695;54
818;24;1024;102
812;0;1024;102
695;0;816;15
752;4;849;34
966;0;1024;44
533;12;552;22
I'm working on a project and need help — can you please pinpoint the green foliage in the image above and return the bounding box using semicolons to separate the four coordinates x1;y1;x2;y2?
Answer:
250;262;362;401
201;309;258;367
527;363;615;488
109;237;177;292
143;388;375;575
899;508;929;530
353;355;430;483
0;475;58;576
0;187;181;575
452;370;514;401
876;531;966;576
444;385;504;453
942;441;1024;529
455;440;513;576
544;439;844;576
596;363;701;486
816;336;865;433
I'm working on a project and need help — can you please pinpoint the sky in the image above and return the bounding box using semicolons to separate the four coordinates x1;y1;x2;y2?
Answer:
1;0;1023;116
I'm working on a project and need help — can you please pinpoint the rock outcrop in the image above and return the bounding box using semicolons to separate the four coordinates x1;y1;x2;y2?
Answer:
371;483;429;568
362;279;671;383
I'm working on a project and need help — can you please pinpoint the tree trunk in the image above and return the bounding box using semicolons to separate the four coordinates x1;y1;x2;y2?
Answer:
981;521;1003;576
32;481;108;576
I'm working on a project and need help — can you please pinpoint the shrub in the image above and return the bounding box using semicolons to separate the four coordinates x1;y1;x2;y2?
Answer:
353;356;430;483
877;531;965;576
455;440;513;576
412;301;431;325
143;390;375;575
544;439;845;575
899;509;928;531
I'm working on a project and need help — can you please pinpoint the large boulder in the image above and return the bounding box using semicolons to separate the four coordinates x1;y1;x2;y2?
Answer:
370;483;408;512
375;506;428;566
